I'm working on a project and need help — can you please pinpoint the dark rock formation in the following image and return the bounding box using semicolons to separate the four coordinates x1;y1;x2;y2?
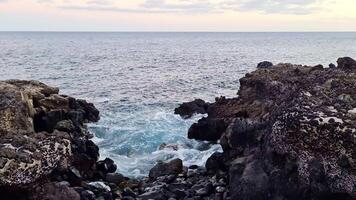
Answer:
257;61;273;68
174;99;209;118
181;58;356;200
337;57;356;70
329;63;336;68
149;158;183;179
0;80;135;200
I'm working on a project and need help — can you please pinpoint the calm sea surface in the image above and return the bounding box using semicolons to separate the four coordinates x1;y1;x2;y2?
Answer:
1;32;356;177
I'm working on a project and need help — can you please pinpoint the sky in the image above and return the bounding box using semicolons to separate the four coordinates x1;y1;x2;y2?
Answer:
1;0;356;31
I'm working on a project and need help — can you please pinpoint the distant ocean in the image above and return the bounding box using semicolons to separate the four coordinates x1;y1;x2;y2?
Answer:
1;32;356;177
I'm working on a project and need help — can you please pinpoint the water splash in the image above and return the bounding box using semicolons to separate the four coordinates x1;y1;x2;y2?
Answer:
89;112;222;178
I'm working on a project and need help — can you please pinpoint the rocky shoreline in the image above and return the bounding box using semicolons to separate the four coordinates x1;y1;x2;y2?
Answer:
1;57;356;200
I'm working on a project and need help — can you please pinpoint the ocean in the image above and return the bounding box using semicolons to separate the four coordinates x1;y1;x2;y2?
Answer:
1;32;356;177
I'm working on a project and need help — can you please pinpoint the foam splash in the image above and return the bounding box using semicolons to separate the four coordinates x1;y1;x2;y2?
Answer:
89;111;222;178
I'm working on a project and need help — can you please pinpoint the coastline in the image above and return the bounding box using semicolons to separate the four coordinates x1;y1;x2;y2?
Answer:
0;57;355;199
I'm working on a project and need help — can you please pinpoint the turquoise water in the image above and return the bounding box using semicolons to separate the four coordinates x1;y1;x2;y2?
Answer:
1;32;356;177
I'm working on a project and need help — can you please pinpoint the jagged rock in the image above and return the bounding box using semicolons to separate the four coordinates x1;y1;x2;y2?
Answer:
105;173;125;185
337;57;356;69
97;158;117;175
257;61;273;68
187;58;356;199
329;63;336;68
33;182;81;200
0;80;101;198
55;120;75;132
205;152;227;172
87;181;111;193
138;190;166;200
174;99;209;118
81;190;96;200
188;117;227;141
149;159;183;179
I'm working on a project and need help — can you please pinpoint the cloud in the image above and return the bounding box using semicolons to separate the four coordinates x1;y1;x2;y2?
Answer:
140;0;216;12
56;0;325;15
222;0;321;15
60;0;217;14
86;0;113;6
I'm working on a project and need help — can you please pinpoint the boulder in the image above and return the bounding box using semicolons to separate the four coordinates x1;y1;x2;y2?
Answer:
188;117;227;141
105;173;125;185
187;59;356;199
97;158;117;175
149;159;183;179
174;99;209;118
33;182;81;200
205;152;226;172
337;57;356;70
329;63;336;68
257;61;273;68
0;80;102;198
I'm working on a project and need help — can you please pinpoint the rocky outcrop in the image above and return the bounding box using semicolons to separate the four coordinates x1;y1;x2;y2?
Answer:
180;58;356;200
337;57;356;70
174;99;209;119
149;158;183;179
257;61;273;68
0;80;131;200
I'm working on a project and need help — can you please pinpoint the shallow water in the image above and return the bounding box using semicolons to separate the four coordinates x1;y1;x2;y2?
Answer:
1;32;356;177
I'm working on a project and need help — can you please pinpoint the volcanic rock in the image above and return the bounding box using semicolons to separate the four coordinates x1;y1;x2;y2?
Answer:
149;158;183;179
257;61;273;68
337;57;356;70
183;58;356;199
174;99;209;118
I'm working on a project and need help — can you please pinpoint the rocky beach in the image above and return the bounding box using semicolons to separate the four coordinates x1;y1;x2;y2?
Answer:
1;57;356;200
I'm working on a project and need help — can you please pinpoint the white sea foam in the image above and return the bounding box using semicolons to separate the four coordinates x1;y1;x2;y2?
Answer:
90;112;222;178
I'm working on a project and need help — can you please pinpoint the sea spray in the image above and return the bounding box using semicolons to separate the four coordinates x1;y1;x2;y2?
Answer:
89;111;222;177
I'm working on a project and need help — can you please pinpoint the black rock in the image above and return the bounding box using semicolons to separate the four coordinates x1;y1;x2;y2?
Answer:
337;57;356;70
192;182;213;197
123;187;136;197
97;158;117;174
205;152;226;172
329;63;336;68
105;173;125;185
138;191;166;200
149;159;183;179
257;61;273;68
174;99;209;119
81;190;96;200
188;117;227;142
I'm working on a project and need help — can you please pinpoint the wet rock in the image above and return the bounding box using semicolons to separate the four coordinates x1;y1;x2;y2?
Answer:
81;190;96;200
34;182;81;200
123;187;136;197
87;181;111;193
188;118;227;141
97;158;117;175
337;57;356;70
193;182;213;197
183;58;356;199
138;190;166;200
205;152;226;172
215;186;225;193
149;159;183;179
257;61;273;68
230;160;268;200
105;173;125;185
329;63;336;68
55;120;75;132
174;99;209;119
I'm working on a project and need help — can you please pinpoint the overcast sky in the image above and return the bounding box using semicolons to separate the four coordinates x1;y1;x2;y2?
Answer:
1;0;356;31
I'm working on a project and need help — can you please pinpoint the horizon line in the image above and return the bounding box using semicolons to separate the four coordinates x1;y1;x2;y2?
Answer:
1;31;356;33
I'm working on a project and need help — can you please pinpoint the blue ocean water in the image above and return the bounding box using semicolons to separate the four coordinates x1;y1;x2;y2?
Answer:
1;32;356;177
